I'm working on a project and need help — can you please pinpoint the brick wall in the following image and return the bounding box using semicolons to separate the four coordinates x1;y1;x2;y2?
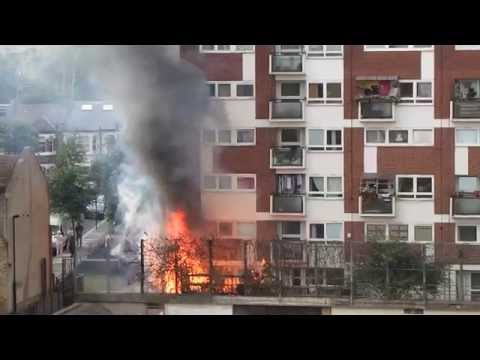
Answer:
469;147;480;177
255;45;275;119
256;221;277;261
344;128;364;213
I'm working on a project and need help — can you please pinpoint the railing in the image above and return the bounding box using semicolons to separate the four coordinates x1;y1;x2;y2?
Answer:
269;99;304;121
270;54;304;74
359;195;396;217
451;195;480;217
359;99;395;121
452;100;480;120
270;147;305;169
270;194;305;215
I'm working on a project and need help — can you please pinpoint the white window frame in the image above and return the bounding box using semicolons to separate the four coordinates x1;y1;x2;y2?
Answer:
413;224;434;243
455;128;480;147
305;45;343;58
455;45;480;51
456;224;480;244
236;221;257;240
279;128;301;146
280;221;302;241
215;221;256;240
365;223;410;242
203;174;256;192
217;221;235;238
307;80;343;104
37;134;56;155
199;45;255;53
307;128;343;152
364;128;434;146
307;175;343;199
364;45;433;52
279;81;303;99
398;80;433;105
203;128;256;146
396;175;434;200
308;222;343;242
207;81;255;99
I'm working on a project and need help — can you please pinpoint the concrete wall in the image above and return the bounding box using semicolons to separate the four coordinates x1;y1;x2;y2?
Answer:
164;304;233;315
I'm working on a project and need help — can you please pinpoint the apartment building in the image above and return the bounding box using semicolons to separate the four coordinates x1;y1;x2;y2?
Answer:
179;45;480;301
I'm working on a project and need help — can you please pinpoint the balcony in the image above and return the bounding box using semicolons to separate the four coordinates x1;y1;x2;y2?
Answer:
359;195;396;217
269;99;304;121
451;100;480;121
269;54;304;75
270;147;305;169
271;241;344;267
270;194;305;216
450;194;480;218
358;99;395;122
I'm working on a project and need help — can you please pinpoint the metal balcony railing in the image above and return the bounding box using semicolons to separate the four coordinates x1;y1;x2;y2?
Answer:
270;194;305;215
451;195;480;217
270;54;304;74
359;100;395;121
452;100;480;120
270;99;304;120
270;147;305;169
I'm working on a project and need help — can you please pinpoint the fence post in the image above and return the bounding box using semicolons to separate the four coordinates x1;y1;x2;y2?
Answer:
422;244;427;305
459;249;465;303
140;239;145;294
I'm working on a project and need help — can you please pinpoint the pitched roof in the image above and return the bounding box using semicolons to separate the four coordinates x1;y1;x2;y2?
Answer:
64;101;124;132
7;100;71;133
0;154;19;192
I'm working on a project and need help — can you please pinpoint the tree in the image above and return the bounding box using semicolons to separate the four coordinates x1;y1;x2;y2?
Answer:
354;242;446;300
49;137;95;230
0;121;38;154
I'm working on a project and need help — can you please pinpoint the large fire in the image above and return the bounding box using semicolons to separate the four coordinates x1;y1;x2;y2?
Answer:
144;210;210;294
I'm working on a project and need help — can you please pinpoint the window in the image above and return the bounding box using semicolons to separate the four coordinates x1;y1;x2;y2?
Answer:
414;225;433;242
219;175;232;190
307;129;342;151
457;225;478;243
207;82;254;98
366;224;387;242
277;45;303;53
306;45;343;57
281;128;300;144
236;84;254;97
366;129;433;146
102;104;114;111
281;82;301;97
237;176;255;190
471;273;480;301
38;135;56;153
217;84;231;97
203;129;216;144
309;223;342;241
413;129;433;145
204;129;255;146
200;45;254;53
218;130;232;144
389;224;409;242
237;222;256;238
308;81;342;104
219;222;233;237
235;45;254;51
81;104;93;111
203;174;256;191
365;45;433;51
308;176;342;198
455;45;480;51
456;129;479;145
76;135;91;153
366;130;386;144
457;176;480;192
237;129;254;144
389;130;409;143
281;221;301;241
399;80;433;104
397;175;433;199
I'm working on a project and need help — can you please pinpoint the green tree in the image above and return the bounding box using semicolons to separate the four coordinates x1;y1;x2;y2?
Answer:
354;242;445;300
49;137;95;230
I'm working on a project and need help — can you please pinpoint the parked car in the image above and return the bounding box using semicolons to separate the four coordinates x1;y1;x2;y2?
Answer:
85;195;105;220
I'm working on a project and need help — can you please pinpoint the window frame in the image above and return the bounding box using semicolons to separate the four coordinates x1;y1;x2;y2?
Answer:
307;80;343;104
455;128;480;147
364;128;434;146
305;45;343;58
203;128;256;146
206;81;255;99
203;174;256;192
366;223;434;243
199;45;255;53
308;222;343;242
364;45;433;52
280;221;302;241
396;175;434;200
456;225;480;244
307;175;343;199
413;224;434;243
307;128;343;152
455;45;480;51
398;80;433;105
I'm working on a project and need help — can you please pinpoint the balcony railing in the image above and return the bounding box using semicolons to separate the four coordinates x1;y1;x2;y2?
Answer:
451;194;480;218
359;195;396;217
270;194;305;215
270;147;305;169
269;99;304;121
358;99;395;121
269;54;304;74
451;100;480;121
271;240;345;267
